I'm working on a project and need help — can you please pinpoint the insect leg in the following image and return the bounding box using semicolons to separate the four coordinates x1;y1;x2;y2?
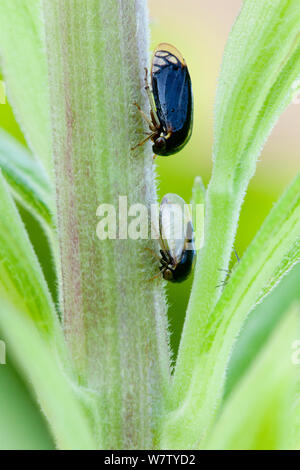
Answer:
147;271;163;282
145;248;169;272
133;101;156;132
160;250;172;264
144;67;161;129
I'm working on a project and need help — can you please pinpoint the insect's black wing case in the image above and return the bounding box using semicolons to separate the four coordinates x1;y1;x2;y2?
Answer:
151;47;193;155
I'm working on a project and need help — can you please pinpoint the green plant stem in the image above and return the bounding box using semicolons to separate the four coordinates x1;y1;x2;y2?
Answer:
42;0;171;449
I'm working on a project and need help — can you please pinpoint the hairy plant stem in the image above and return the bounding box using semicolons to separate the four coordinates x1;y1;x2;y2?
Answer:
43;0;171;449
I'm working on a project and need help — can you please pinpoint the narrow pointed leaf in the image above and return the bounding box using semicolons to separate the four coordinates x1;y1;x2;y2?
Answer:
162;171;300;448
0;1;52;173
0;171;60;344
0;171;98;448
0;301;98;450
205;304;300;450
226;262;300;398
0;128;54;227
173;0;300;427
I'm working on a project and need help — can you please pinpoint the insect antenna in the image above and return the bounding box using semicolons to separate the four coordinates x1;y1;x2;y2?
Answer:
133;101;157;132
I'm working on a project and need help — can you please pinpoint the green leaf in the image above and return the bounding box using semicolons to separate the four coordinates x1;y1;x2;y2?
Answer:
0;128;54;228
0;129;58;293
200;171;300;444
205;303;300;450
0;362;54;449
0;170;60;342
225;262;300;399
191;176;205;251
162;172;300;449
0;301;98;450
291;380;300;450
171;0;300;436
210;170;300;344
0;1;52;173
0;171;98;448
214;0;300;182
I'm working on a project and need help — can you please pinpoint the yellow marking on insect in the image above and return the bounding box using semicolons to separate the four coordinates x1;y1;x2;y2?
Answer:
154;43;186;67
156;51;169;57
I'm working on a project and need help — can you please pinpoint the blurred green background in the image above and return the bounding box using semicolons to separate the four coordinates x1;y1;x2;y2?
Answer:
0;0;299;449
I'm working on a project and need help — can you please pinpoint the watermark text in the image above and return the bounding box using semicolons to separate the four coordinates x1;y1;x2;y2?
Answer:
96;196;204;250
